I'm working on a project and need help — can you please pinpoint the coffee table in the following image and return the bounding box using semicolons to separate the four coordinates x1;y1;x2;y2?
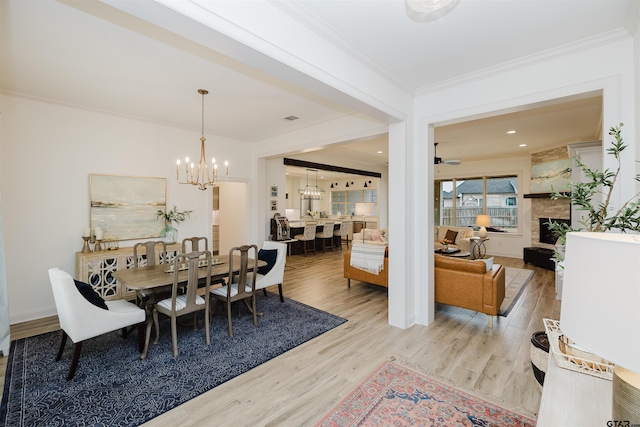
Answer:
435;248;470;258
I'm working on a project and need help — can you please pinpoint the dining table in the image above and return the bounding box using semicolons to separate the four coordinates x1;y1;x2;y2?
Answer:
112;254;265;360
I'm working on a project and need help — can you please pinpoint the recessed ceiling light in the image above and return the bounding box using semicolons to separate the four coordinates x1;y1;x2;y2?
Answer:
377;151;383;154
506;130;517;134
519;144;527;147
282;115;299;121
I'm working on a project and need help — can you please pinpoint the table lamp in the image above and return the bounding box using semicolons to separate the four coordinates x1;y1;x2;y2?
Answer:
561;232;640;423
355;202;374;242
476;214;490;238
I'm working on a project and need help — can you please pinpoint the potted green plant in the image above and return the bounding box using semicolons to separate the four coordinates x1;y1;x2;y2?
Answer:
547;123;640;263
156;206;192;244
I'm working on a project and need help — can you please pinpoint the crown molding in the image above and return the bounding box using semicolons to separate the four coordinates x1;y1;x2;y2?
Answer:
416;28;632;96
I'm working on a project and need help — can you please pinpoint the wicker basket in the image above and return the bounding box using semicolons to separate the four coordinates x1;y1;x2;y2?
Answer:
543;318;614;380
530;331;550;389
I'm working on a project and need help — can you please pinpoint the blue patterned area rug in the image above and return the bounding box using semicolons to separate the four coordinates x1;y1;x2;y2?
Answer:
0;293;346;427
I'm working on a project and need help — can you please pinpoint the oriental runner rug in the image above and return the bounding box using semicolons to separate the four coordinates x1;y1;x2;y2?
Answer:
316;361;536;427
0;293;346;427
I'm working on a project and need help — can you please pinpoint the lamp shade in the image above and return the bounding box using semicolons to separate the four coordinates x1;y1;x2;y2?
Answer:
475;215;490;227
355;202;374;216
560;232;640;372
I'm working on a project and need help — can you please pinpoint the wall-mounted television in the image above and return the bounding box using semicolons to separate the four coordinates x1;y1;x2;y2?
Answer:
539;218;570;245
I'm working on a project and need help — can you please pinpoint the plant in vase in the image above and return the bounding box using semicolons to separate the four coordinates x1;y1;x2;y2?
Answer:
548;123;640;263
156;206;192;244
439;238;453;251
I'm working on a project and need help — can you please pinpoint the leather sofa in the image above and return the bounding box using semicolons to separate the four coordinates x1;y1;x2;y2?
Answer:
434;226;474;252
343;249;388;288
434;254;505;328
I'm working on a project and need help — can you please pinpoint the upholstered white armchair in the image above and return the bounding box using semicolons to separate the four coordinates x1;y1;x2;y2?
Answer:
49;268;145;380
256;241;287;302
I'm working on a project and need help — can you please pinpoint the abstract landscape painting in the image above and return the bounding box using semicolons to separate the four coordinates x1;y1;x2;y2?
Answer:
90;174;166;240
530;159;571;193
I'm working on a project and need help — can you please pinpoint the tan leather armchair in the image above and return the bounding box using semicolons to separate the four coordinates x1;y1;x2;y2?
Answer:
434;255;505;328
343;250;388;288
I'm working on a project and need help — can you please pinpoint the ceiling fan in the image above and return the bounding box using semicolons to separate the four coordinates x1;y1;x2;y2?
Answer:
434;142;461;165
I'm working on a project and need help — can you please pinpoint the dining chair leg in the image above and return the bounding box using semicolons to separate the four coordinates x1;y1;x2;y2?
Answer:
278;284;284;302
251;294;258;327
67;342;83;381
226;300;233;336
171;315;178;358
55;330;68;362
137;323;145;353
205;304;211;346
262;289;268;297
152;309;160;344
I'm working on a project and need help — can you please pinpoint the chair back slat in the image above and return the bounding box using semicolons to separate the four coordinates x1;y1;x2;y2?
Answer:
227;244;257;298
133;241;167;267
182;237;208;253
171;251;211;313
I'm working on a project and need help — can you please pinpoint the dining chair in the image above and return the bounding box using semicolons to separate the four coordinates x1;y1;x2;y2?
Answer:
256;241;287;302
333;221;351;250
182;236;208;253
152;250;211;358
133;241;167;267
210;244;258;336
293;224;316;256
315;222;335;253
48;268;145;380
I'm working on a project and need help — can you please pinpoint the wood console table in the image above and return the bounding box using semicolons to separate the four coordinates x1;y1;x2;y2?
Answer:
537;353;611;426
75;243;182;301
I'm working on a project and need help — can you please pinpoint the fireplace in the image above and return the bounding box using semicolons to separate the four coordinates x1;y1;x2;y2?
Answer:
539;218;570;245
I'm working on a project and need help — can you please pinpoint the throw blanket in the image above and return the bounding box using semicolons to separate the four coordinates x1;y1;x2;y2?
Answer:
350;242;386;274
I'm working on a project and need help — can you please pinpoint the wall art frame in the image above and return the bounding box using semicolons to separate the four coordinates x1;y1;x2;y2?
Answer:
90;174;166;240
530;159;572;194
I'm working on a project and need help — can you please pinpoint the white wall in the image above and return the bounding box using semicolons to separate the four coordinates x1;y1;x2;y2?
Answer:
0;95;254;323
218;182;248;255
414;37;637;326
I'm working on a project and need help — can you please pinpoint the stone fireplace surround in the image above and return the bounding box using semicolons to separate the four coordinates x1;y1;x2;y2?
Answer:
528;146;571;250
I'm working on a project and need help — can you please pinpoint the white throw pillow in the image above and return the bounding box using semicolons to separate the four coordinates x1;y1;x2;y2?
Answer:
480;257;494;272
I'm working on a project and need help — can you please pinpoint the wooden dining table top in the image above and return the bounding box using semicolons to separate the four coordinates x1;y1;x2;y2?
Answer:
112;255;264;291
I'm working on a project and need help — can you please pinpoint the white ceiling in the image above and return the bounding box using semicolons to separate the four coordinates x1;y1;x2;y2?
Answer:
0;0;633;175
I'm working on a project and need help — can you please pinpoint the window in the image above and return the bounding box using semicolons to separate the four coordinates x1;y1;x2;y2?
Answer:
332;189;378;216
436;175;518;233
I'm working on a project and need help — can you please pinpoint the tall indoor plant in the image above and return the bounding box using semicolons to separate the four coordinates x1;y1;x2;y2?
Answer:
156;206;192;244
548;123;640;262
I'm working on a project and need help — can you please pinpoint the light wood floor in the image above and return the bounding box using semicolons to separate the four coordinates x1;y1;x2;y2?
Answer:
0;249;559;426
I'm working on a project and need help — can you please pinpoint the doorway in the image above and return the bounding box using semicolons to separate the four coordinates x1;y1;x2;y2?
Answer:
212;182;248;256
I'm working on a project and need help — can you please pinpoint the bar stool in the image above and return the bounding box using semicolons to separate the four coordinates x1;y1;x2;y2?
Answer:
315;222;334;253
333;222;351;250
294;224;316;256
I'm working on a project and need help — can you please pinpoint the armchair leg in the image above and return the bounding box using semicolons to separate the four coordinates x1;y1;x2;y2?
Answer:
67;342;83;381
138;323;145;353
488;316;493;329
278;284;284;302
263;288;268;297
55;330;68;362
